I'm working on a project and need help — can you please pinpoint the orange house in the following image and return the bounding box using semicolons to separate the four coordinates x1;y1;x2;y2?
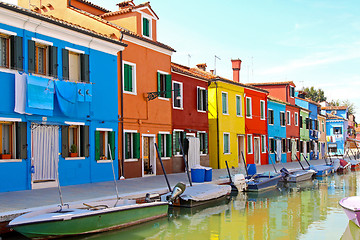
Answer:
19;0;176;178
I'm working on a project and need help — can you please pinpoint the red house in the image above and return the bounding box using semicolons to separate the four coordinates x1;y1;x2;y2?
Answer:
171;63;211;172
249;81;300;162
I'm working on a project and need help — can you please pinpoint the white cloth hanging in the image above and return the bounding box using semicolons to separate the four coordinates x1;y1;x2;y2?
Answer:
14;72;27;114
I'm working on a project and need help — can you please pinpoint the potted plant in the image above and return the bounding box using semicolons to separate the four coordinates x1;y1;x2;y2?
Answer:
69;144;78;157
1;150;11;159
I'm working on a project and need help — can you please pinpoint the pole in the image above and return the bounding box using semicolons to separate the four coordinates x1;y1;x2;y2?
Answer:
266;146;278;173
179;137;192;187
108;144;119;200
225;161;233;183
155;143;172;192
301;153;311;167
240;151;248;176
296;154;305;170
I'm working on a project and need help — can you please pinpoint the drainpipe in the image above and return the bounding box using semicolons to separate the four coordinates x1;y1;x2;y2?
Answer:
214;80;220;169
120;50;124;178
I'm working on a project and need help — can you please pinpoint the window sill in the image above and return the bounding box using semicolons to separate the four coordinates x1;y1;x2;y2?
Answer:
200;154;208;156
161;157;171;160
0;67;18;74
96;160;113;163
246;116;252;119
124;91;137;96
197;110;207;113
173;107;183;110
222;113;229;116
125;158;138;162
247;152;253;155
0;159;23;163
236;115;243;117
65;157;86;160
158;97;169;101
223;153;231;155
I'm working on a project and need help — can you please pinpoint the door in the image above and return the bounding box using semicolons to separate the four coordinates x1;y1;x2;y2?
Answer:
254;137;261;165
31;124;59;189
142;135;156;176
238;135;245;168
276;139;282;162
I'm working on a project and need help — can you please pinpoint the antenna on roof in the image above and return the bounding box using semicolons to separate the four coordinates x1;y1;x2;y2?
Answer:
214;55;221;75
187;54;191;67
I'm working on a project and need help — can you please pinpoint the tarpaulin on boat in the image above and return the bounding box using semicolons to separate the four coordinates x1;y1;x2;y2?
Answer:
180;184;231;202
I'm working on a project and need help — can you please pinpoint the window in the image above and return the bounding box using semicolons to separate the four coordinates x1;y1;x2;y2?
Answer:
299;116;303;129
173;81;183;109
62;48;89;82
124;132;140;160
0;121;27;160
306;118;310;129
158;133;172;158
0;34;10;68
224;133;230;154
287;139;291;152
261;135;266;153
197;87;207;112
62;125;89;158
246;97;252;118
286;111;291;125
222;92;228;114
268;109;274;124
0;32;23;70
333;127;342;135
247;134;253;154
314;120;318;130
322;121;325;132
269;138;275;153
95;130;115;160
142;17;151;38
198;132;208;155
300;141;304;153
158;71;172;98
123;61;136;93
236;95;242;116
295;112;298;126
289;86;295;98
280;112;285;126
282;139;286;153
296;139;300;152
28;39;58;77
173;130;185;155
260;100;265;120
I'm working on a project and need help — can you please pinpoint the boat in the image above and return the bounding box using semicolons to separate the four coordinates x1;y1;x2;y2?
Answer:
348;159;360;171
310;164;335;177
8;198;170;239
279;167;315;183
339;196;360;228
161;183;232;208
341;220;360;240
245;171;283;191
334;159;351;174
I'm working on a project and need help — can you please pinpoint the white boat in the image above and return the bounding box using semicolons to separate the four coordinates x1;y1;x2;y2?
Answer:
339;196;360;228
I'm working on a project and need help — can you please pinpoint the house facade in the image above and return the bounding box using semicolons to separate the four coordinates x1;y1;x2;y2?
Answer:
299;108;310;161
0;2;125;192
170;63;210;172
18;0;176;178
267;96;287;163
318;114;327;159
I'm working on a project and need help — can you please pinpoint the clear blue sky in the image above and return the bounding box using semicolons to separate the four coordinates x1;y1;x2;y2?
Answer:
7;0;360;119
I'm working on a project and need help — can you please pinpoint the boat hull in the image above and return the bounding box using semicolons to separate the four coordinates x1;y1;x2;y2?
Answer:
339;196;360;228
311;165;334;177
283;170;314;183
246;174;282;192
9;202;168;239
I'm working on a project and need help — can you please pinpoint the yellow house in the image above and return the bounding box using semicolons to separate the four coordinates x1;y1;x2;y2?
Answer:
208;78;246;169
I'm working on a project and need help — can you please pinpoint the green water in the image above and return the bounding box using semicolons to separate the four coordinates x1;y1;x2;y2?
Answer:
5;171;360;240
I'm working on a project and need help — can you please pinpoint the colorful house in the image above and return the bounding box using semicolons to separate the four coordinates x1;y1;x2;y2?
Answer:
0;2;125;192
267;96;287;163
170;63;210;172
299;108;311;161
318;113;327;159
18;0;176;178
249;81;300;162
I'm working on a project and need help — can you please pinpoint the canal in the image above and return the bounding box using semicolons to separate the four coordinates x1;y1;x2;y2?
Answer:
3;171;359;239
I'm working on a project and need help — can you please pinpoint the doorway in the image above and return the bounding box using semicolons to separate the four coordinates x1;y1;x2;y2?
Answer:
142;135;156;176
237;135;245;168
254;137;261;165
31;124;59;189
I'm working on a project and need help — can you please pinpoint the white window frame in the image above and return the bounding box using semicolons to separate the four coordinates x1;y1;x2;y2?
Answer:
280;111;285;127
269;137;274;153
290;86;295;98
268;109;274;125
123;60;137;95
197;86;207;112
223;132;230;154
287;138;291;152
222;91;229;115
0;120;21;162
261;135;266;153
198;131;207;156
260;100;265;120
236;95;242;117
173;129;185;156
157;70;170;101
287;111;291;125
141;15;152;40
124;129;138;162
247;134;253;154
246;97;252;119
172;80;183;109
295;112;298;126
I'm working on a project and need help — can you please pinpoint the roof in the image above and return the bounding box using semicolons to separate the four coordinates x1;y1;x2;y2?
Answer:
248;81;296;87
295;97;320;106
0;2;127;47
68;2;174;52
326;113;345;120
76;0;110;13
267;95;287;105
321;106;348;110
171;62;211;81
101;1;159;19
211;78;269;94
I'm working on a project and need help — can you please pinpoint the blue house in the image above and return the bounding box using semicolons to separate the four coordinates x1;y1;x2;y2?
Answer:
267;96;287;163
0;3;126;192
321;106;348;155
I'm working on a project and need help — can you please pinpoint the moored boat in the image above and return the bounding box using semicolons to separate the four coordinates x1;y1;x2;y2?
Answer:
245;172;282;192
279;168;315;183
336;159;351;174
339;196;360;228
310;164;335;177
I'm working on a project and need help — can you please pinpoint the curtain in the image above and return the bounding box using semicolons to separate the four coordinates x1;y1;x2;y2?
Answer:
32;124;59;181
291;139;296;161
276;139;281;162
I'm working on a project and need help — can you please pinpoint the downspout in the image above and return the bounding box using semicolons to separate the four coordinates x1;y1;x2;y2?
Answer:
120;50;124;178
215;80;220;169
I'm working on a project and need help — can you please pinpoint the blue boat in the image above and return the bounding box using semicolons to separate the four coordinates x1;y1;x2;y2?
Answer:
310;164;335;177
245;172;283;192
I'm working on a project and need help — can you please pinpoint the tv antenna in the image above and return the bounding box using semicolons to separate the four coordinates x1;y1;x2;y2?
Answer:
214;55;221;75
187;54;191;67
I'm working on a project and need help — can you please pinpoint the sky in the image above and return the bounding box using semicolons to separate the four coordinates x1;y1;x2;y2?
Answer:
4;0;360;119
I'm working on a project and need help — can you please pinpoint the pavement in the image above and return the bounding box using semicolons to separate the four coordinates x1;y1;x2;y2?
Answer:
0;158;330;223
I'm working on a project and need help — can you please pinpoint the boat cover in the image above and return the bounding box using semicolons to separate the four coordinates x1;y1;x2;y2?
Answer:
180;184;231;202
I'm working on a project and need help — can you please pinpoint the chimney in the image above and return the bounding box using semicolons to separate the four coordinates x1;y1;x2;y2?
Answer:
196;63;207;71
231;59;242;82
210;70;214;74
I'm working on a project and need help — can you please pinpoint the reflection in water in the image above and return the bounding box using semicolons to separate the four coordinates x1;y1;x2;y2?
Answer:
341;221;360;240
4;172;359;240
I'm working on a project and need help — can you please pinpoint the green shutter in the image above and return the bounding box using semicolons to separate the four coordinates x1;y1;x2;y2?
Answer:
133;133;140;159
11;36;23;70
222;93;227;114
157;133;162;157
236;96;240;115
157;72;161;92
49;46;58;77
124;64;132;92
173;131;177;155
81;54;90;83
108;131;115;160
197;88;201;110
95;131;100;160
28;40;35;73
143;18;149;37
80;126;89;157
15;122;27;159
165;74;172;98
62;49;69;80
205;90;208;111
166;134;172;157
125;133;129;159
205;132;208;154
61;126;69;158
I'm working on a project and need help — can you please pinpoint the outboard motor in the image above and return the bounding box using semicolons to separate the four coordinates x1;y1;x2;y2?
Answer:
280;168;290;179
168;182;186;204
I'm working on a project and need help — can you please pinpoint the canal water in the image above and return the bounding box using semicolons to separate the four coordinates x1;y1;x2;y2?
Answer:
4;171;360;239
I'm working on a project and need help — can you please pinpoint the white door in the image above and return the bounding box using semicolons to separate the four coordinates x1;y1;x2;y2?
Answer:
31;124;59;189
254;137;261;165
238;135;245;167
188;137;200;169
276;139;282;162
